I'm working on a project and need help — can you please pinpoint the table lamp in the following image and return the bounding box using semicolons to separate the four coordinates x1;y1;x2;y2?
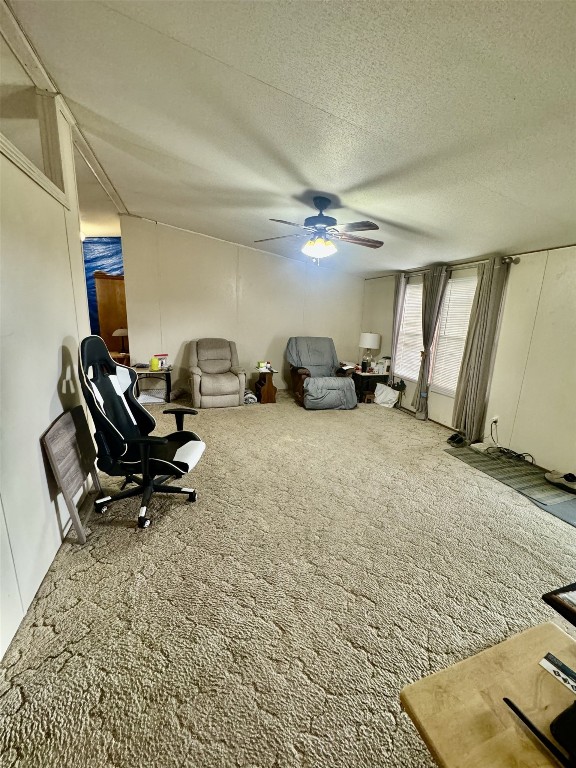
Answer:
112;328;128;353
359;332;381;371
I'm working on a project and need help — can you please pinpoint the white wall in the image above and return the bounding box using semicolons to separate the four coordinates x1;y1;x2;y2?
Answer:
121;217;365;390
486;247;576;472
361;275;395;360
0;104;90;657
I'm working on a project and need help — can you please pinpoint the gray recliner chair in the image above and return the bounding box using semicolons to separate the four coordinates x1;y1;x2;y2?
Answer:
286;336;357;410
189;338;246;408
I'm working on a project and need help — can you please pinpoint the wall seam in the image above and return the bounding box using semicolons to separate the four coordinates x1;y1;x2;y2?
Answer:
303;260;309;331
155;222;163;352
509;250;549;448
0;490;24;615
236;245;240;326
62;194;82;345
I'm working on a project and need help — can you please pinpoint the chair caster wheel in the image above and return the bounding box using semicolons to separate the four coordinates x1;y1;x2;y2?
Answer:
94;502;108;514
137;517;152;529
188;490;197;503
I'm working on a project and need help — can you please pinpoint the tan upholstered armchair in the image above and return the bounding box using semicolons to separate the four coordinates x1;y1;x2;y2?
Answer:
189;339;246;408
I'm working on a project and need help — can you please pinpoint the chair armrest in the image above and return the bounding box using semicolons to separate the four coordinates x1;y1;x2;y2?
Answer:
230;366;245;375
289;366;310;407
126;436;169;446
189;366;202;376
163;407;198;431
164;407;198;416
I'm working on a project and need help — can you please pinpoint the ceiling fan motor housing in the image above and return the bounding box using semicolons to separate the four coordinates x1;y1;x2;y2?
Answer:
304;214;337;229
305;195;336;229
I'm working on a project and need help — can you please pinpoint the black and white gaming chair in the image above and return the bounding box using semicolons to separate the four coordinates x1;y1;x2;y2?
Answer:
79;335;206;529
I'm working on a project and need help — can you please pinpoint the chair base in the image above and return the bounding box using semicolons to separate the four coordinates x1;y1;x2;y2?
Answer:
94;474;197;528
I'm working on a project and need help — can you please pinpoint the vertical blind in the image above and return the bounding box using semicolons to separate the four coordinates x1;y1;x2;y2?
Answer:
430;272;478;396
394;280;423;380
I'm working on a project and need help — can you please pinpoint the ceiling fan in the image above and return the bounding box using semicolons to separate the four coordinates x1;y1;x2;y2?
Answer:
255;196;383;259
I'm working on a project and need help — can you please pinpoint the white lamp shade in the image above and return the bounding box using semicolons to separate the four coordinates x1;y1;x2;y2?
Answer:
359;332;381;350
112;328;128;337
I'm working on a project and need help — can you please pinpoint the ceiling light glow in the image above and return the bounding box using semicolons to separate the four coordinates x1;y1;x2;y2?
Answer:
301;236;337;259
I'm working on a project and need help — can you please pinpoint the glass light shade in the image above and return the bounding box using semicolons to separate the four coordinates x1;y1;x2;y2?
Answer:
301;236;337;259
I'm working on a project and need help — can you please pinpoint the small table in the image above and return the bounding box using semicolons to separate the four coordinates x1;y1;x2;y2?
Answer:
135;367;172;403
255;370;277;404
400;622;576;768
352;371;389;402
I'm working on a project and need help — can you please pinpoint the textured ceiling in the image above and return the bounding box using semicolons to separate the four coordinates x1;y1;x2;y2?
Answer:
9;0;576;275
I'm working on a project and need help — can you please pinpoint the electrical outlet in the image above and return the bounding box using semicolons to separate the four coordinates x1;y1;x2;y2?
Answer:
491;416;499;424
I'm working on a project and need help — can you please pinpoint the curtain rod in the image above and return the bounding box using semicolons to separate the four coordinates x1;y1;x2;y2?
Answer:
384;241;576;279
404;256;513;277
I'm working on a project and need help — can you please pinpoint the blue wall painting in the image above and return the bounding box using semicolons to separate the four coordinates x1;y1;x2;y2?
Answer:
83;237;124;334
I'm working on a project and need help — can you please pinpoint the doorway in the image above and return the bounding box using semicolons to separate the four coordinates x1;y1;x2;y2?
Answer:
73;142;128;359
93;270;129;359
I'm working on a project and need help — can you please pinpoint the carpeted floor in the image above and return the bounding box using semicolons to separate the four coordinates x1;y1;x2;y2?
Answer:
1;394;575;768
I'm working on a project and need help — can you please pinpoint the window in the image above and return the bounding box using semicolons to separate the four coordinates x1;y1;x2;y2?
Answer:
394;278;423;381
0;33;65;193
0;34;45;174
430;270;477;396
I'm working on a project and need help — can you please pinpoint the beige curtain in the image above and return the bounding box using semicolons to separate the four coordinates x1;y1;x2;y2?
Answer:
389;273;407;382
412;265;449;419
452;257;510;442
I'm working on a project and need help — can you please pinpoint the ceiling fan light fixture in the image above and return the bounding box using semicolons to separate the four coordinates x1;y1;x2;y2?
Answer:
256;197;382;252
301;236;337;259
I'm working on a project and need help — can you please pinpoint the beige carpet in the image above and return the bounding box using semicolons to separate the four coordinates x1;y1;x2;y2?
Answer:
1;394;575;768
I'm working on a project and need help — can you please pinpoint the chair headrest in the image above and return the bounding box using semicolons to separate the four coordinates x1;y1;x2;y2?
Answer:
286;337;338;370
197;338;232;360
80;335;117;375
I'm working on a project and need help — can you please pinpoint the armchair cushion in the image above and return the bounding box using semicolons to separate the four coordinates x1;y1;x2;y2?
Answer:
201;371;242;397
303;377;357;410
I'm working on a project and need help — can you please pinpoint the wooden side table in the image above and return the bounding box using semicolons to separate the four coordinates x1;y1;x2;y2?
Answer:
352;371;389;402
255;370;277;404
400;623;576;768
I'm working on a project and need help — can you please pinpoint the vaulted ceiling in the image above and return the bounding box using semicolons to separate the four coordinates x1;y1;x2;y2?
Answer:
9;0;576;275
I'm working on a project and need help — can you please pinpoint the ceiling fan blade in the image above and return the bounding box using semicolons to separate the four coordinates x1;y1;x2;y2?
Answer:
336;220;379;233
335;233;384;249
269;218;307;229
254;234;305;243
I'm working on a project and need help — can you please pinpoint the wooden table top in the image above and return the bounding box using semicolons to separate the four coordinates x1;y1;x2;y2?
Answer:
134;366;171;374
352;371;389;376
400;623;576;768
